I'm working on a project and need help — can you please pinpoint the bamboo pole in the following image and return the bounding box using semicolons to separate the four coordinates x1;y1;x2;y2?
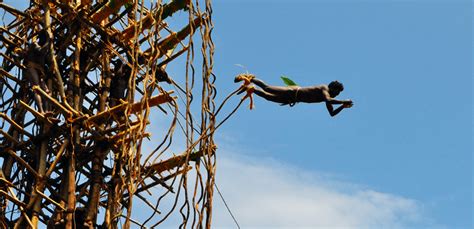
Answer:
65;148;76;229
0;113;33;138
42;0;70;110
90;0;130;23
142;15;203;60
1;0;220;227
87;36;113;228
86;91;174;124
84;43;111;227
0;3;28;18
0;68;21;84
120;0;189;40
146;146;215;174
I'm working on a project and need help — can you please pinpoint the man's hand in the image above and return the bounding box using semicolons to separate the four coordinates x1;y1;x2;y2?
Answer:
343;100;353;108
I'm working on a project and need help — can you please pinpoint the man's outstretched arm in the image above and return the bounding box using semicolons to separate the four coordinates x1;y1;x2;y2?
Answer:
326;97;353;105
326;102;344;117
325;102;353;117
322;89;353;105
324;90;353;117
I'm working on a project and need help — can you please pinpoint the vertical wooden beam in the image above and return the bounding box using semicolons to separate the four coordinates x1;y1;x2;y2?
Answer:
66;1;83;226
84;36;111;228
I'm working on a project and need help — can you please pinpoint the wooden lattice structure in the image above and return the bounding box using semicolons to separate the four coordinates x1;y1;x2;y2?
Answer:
0;0;238;228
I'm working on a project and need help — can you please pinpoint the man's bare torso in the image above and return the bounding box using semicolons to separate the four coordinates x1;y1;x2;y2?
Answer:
296;85;328;103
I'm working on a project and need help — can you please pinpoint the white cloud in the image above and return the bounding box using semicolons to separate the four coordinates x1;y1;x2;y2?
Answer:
212;153;430;228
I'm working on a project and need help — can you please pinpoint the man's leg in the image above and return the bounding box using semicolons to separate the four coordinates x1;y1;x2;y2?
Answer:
251;78;291;95
252;87;287;104
25;67;46;113
234;75;293;104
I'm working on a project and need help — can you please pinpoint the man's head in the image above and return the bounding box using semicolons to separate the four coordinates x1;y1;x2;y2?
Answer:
328;80;344;97
37;30;48;46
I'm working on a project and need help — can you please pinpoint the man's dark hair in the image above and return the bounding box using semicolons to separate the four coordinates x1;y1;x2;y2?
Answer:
328;80;344;92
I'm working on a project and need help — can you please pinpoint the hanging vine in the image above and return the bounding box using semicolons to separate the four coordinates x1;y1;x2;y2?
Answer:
0;0;252;228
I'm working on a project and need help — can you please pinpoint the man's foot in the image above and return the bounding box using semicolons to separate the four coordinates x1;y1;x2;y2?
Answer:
234;74;245;83
43;111;60;124
234;74;255;83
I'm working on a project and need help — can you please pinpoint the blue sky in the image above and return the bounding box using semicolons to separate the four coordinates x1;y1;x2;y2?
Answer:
206;0;472;227
2;0;471;228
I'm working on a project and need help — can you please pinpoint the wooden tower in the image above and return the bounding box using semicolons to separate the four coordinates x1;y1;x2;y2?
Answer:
0;0;221;227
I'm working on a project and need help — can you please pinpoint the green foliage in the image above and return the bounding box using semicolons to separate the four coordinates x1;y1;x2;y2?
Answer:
280;76;298;86
108;0;116;9
124;1;133;9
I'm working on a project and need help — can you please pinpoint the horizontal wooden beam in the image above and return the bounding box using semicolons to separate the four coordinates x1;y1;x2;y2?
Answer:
146;145;215;174
90;0;131;24
86;90;174;124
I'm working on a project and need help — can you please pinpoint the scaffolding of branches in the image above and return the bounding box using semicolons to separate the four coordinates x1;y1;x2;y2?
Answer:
0;0;241;228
